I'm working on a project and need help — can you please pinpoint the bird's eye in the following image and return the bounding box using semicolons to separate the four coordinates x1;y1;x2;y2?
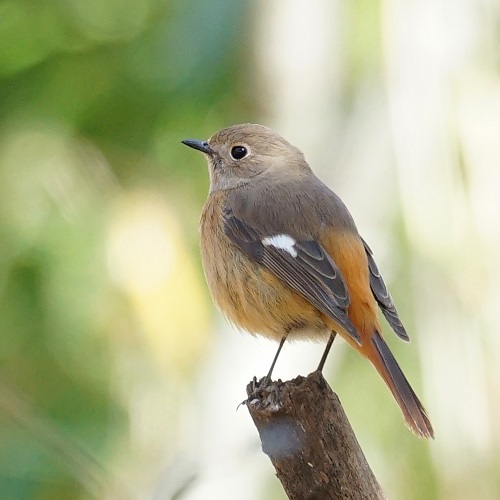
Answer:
230;145;248;160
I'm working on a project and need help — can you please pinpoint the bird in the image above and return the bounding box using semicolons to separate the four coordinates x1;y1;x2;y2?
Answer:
182;123;434;438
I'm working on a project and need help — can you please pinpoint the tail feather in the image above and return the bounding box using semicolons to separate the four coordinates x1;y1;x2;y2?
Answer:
370;331;434;439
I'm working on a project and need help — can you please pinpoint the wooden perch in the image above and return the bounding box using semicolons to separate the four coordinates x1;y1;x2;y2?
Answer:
246;371;386;500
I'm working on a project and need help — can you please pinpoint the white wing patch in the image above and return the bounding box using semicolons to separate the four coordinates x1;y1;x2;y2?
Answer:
262;234;298;257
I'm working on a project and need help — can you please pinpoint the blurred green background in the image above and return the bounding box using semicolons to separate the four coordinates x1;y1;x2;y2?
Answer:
1;0;499;499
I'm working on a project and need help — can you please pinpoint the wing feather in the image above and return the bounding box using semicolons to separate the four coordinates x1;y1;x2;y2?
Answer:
361;238;409;342
223;210;361;345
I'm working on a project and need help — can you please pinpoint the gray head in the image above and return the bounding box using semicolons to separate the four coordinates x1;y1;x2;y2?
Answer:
182;123;310;192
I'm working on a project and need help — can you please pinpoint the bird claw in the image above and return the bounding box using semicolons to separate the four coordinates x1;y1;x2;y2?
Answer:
245;376;281;411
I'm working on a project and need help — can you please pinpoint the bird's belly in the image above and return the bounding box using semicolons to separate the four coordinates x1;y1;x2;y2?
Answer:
201;237;327;342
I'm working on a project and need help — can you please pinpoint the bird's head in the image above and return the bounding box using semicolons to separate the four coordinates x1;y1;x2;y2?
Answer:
182;123;309;192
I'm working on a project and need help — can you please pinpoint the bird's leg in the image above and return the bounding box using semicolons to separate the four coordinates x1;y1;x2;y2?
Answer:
317;331;337;372
265;334;288;381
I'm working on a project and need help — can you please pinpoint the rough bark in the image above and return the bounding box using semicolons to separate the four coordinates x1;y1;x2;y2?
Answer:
246;371;386;500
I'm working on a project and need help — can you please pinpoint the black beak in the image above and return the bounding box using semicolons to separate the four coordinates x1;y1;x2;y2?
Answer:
181;139;214;155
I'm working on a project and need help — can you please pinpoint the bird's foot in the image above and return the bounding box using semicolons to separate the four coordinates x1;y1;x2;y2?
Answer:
242;375;281;412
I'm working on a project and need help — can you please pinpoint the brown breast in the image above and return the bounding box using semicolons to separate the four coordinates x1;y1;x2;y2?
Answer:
199;192;328;342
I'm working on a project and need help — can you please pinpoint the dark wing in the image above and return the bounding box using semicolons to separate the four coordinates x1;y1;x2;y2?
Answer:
361;238;409;342
223;209;361;345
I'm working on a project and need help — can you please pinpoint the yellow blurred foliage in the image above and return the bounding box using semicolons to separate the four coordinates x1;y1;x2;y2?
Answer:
106;191;211;377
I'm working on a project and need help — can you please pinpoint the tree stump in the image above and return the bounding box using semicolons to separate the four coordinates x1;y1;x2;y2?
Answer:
246;371;386;500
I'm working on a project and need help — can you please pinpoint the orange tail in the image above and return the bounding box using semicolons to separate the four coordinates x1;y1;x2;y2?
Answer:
368;331;434;439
